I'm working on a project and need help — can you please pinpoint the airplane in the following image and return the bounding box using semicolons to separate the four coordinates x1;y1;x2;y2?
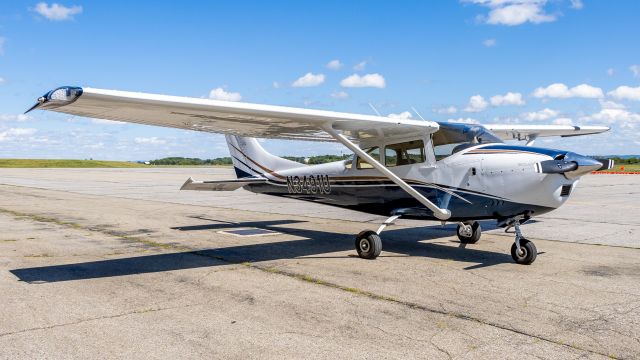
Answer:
26;86;613;265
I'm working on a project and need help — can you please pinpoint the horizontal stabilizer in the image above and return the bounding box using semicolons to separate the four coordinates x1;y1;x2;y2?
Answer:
180;177;266;191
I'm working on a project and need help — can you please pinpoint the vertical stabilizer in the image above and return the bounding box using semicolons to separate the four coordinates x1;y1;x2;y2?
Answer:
225;135;304;178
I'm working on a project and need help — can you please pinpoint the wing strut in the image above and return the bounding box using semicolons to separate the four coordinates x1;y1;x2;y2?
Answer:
322;124;451;220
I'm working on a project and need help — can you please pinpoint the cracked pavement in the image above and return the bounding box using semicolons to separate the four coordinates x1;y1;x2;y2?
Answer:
0;168;638;359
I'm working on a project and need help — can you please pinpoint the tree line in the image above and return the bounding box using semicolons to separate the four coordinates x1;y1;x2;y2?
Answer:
149;154;351;166
595;156;640;164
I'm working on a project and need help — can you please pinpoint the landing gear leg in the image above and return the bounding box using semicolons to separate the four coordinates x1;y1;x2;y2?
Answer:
355;214;401;260
506;217;537;265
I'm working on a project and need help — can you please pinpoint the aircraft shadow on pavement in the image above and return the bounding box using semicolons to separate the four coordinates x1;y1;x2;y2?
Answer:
10;219;516;283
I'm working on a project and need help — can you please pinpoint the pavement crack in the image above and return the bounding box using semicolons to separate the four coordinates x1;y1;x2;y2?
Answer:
0;302;207;339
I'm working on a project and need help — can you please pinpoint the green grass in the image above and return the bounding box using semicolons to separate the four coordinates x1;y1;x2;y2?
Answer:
598;164;640;172
0;159;147;168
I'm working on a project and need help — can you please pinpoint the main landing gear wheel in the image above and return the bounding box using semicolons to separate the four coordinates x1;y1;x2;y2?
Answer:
457;221;481;244
355;230;382;260
510;238;537;265
353;214;400;260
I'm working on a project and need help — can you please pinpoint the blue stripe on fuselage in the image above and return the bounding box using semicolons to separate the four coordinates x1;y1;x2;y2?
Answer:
245;181;553;221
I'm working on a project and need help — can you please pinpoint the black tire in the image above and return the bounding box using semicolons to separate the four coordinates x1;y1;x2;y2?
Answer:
355;230;382;259
510;238;537;265
457;221;481;244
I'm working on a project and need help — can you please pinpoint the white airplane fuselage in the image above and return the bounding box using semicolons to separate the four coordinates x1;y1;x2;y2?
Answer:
234;142;599;222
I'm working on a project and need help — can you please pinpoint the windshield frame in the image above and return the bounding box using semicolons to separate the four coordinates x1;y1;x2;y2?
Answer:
432;122;503;160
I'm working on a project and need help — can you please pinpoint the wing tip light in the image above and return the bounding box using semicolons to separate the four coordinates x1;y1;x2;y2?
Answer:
25;86;83;114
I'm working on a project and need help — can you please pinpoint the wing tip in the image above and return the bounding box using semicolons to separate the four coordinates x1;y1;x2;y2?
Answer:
25;86;84;114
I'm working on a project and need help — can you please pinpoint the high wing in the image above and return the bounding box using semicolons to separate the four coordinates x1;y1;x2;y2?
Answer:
26;86;439;142
484;124;609;142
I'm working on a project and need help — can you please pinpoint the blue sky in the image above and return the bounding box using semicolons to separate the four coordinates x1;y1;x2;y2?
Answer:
1;0;639;160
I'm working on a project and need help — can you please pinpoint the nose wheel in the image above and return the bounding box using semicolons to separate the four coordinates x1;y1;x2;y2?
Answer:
505;216;537;265
511;238;537;264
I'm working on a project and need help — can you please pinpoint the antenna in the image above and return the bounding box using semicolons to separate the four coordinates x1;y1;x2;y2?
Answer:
411;106;426;121
368;103;382;117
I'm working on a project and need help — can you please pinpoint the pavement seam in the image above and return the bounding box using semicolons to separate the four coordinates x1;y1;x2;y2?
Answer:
0;207;622;359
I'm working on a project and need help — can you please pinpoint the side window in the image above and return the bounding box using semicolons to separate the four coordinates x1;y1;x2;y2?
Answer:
356;147;380;169
385;140;425;167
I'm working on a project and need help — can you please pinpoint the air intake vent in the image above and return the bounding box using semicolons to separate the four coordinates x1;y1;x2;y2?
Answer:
560;184;572;197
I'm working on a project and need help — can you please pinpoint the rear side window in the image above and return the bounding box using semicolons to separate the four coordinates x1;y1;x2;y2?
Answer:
385;140;425;167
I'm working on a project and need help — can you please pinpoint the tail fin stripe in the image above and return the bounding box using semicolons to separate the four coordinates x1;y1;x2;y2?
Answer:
229;142;286;179
231;155;266;178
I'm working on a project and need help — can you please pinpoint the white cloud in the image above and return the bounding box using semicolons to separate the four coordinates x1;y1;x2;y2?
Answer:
0;128;37;142
135;137;167;145
630;65;640;78
340;73;386;88
0;37;5;56
483;38;497;47
292;73;325;87
490;91;525;106
209;87;242;101
330;90;349;99
607;68;615;76
608;86;640;101
433;106;458;114
521;108;559;121
532;83;604;99
581;108;640;125
465;0;557;26
353;61;367;71
447;117;479;124
272;81;280;89
577;99;640;127
464;95;488;112
552;118;573;125
570;0;583;10
0;114;29;122
33;2;83;21
326;60;343;70
388;111;413;119
0;77;5;84
599;99;626;110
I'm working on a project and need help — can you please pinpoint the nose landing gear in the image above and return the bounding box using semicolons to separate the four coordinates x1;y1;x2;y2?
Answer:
505;216;537;265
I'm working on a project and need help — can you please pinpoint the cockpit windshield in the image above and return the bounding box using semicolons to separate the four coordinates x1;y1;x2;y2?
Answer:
433;123;503;160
